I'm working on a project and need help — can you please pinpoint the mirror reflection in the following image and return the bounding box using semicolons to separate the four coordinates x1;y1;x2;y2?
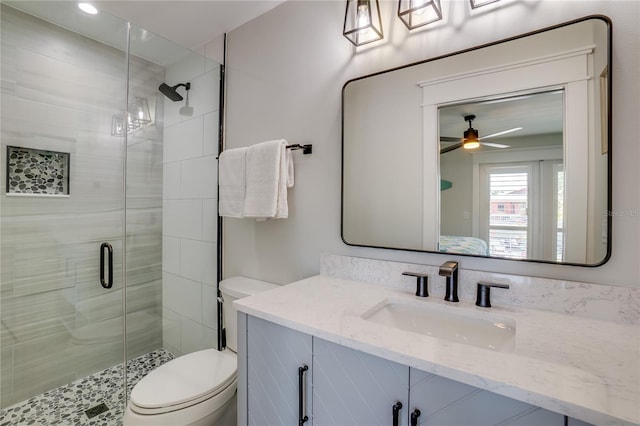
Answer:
342;17;610;265
439;90;564;260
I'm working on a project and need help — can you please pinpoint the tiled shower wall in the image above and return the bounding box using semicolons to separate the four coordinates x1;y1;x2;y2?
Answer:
0;6;163;408
160;51;220;356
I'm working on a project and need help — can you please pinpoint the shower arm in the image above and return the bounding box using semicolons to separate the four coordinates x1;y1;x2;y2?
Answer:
174;82;190;91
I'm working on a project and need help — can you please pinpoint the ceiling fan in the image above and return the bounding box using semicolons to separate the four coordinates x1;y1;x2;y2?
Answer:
440;114;522;154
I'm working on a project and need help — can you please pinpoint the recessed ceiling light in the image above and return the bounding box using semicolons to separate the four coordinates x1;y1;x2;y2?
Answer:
78;3;98;15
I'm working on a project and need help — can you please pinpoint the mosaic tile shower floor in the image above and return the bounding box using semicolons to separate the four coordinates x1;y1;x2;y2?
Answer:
0;349;175;426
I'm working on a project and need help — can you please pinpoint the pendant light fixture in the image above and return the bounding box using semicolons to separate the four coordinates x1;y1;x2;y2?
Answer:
398;0;442;30
343;0;384;46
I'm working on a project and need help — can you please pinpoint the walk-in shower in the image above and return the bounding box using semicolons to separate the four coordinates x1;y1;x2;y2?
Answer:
0;2;221;424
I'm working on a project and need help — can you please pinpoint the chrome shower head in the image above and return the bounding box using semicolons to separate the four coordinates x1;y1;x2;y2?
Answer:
158;82;190;101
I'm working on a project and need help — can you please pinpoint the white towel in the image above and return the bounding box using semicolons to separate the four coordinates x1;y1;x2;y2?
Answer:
286;149;294;188
243;139;293;219
218;147;248;218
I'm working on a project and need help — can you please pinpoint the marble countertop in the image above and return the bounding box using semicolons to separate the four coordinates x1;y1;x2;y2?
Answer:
235;275;640;426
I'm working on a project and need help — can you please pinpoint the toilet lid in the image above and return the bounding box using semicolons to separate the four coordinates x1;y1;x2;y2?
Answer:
130;349;237;411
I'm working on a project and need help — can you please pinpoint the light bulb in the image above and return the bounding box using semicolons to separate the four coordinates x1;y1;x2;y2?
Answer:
78;3;98;15
463;141;480;149
357;3;370;28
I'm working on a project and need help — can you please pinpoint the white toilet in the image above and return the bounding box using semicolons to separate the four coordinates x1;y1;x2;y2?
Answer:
123;276;278;425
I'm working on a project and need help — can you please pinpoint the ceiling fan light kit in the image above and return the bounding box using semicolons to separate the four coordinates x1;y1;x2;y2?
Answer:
440;113;514;154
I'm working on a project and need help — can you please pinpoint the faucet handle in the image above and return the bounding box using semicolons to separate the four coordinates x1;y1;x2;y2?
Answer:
475;282;510;308
402;272;429;298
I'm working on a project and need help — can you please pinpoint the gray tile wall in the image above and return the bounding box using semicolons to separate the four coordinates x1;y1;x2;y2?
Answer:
1;5;163;408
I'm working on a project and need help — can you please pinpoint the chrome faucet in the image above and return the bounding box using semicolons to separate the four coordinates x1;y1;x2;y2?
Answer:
439;261;459;302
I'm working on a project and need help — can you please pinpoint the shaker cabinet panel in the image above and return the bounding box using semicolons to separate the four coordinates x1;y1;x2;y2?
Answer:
246;316;312;426
313;337;409;426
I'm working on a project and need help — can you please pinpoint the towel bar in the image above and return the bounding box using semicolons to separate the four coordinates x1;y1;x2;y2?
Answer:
286;144;312;155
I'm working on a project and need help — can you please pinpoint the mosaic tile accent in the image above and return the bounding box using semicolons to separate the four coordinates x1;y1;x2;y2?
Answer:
6;146;70;195
0;349;175;426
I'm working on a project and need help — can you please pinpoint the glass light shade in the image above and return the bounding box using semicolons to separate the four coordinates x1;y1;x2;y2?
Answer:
111;110;142;136
126;112;139;130
343;0;384;46
129;97;151;125
463;141;480;149
470;0;500;9
111;114;125;136
398;0;442;30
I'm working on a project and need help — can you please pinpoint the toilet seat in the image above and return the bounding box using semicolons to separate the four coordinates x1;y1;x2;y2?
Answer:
129;349;237;415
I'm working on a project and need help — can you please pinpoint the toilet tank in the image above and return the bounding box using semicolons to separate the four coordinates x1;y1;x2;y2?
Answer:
220;276;278;352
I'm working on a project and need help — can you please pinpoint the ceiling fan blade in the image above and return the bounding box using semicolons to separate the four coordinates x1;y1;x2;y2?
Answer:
440;142;463;154
440;136;461;142
480;142;510;148
479;127;523;140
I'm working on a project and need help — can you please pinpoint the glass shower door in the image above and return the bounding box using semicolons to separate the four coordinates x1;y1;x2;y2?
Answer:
0;2;130;418
1;3;220;423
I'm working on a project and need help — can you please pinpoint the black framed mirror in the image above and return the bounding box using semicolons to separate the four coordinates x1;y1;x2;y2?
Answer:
341;16;611;266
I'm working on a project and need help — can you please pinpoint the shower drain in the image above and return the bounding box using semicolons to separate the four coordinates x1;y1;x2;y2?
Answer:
84;402;109;419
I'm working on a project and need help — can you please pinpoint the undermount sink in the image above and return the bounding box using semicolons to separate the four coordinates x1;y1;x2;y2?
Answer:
362;298;516;352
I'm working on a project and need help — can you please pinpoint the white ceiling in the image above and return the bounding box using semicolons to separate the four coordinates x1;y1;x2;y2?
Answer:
4;0;285;52
94;0;286;49
439;89;564;148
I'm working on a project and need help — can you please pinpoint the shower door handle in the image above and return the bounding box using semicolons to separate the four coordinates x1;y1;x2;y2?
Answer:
100;242;113;289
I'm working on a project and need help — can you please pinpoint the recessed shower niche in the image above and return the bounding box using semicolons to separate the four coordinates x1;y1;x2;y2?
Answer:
6;146;70;196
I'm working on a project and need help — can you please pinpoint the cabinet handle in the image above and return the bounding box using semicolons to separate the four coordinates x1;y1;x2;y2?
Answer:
99;242;113;289
392;402;403;426
410;409;421;426
298;365;309;425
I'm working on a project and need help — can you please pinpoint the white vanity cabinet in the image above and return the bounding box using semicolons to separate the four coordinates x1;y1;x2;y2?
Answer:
240;315;590;426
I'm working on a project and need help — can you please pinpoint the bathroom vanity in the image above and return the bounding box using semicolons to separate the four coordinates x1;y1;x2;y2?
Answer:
235;273;639;426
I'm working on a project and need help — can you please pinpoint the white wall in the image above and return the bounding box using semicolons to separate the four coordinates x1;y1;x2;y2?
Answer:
440;149;473;237
224;0;639;287
161;48;221;356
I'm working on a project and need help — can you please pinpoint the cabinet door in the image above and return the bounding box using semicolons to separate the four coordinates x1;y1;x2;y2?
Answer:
246;316;312;426
409;368;564;425
313;337;409;426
